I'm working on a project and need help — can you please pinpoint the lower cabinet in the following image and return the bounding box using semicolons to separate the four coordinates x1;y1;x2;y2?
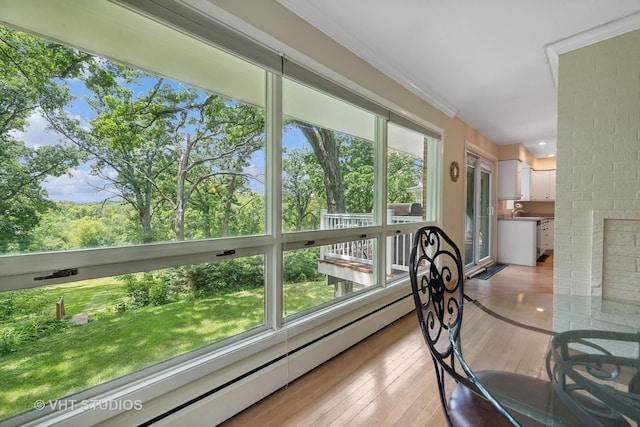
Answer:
497;220;537;267
537;219;554;257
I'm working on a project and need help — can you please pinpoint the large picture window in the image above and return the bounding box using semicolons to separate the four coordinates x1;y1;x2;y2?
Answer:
282;78;376;232
0;1;442;424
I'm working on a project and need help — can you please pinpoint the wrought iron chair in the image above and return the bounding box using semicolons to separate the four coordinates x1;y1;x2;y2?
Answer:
409;225;632;427
409;225;521;426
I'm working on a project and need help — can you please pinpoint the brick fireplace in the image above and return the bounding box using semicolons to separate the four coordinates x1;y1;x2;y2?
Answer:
592;210;640;304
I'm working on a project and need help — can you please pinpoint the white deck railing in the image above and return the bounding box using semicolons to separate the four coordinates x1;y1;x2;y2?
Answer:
320;209;423;274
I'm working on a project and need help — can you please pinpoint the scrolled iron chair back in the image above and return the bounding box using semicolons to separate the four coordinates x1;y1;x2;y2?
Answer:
409;226;466;421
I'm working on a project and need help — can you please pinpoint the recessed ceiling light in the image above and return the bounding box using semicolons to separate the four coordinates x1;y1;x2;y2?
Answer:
538;141;547;145
547;154;556;157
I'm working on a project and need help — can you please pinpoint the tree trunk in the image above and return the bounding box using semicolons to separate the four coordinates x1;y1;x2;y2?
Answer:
295;122;345;213
222;176;237;237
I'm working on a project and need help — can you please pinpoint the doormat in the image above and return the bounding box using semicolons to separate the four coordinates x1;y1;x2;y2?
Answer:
475;264;508;280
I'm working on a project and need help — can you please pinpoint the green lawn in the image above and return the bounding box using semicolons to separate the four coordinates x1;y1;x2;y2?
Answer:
0;277;331;418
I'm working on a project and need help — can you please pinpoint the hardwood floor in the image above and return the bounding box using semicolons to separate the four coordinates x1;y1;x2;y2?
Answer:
220;256;554;427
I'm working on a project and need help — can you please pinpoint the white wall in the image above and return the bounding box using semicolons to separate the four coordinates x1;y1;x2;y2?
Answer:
555;29;640;296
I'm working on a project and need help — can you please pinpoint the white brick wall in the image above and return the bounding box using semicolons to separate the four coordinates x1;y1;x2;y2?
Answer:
604;219;640;303
556;29;640;297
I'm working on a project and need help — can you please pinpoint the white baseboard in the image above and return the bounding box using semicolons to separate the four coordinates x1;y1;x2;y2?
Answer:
154;296;414;426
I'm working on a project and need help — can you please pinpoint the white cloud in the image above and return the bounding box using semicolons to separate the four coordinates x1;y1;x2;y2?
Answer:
9;111;115;203
9;111;60;148
44;168;116;203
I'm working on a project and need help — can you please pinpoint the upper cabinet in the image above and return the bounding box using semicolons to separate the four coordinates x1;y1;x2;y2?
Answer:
530;169;556;201
498;160;522;200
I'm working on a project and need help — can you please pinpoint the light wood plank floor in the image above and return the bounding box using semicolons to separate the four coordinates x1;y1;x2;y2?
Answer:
221;256;554;427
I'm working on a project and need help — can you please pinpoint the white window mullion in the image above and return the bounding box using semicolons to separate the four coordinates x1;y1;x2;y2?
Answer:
265;72;284;330
375;116;388;287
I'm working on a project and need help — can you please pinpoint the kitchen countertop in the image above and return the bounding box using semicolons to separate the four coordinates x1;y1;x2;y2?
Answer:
498;215;554;221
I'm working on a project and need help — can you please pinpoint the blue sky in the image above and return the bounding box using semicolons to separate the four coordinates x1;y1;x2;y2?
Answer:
14;76;277;203
11;110;110;203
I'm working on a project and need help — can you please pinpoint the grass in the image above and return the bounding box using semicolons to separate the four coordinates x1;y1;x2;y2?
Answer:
284;280;334;316
0;277;332;418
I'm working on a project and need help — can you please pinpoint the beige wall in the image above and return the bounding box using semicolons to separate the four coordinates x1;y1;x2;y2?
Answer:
498;143;557;170
209;0;499;248
555;29;640;295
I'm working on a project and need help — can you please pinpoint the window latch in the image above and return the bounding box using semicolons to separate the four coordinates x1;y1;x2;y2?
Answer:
216;249;236;257
34;268;78;281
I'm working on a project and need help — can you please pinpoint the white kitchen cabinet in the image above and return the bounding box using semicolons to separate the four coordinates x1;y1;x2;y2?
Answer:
537;219;554;255
530;170;556;201
497;219;537;266
520;164;531;201
498;160;522;200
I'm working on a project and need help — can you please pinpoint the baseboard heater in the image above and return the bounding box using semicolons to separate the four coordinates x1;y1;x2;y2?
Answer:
143;293;414;426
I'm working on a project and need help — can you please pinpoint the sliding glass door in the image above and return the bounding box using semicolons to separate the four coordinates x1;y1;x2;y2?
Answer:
465;153;492;267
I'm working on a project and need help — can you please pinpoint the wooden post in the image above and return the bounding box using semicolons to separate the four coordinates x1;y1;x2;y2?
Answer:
56;296;65;320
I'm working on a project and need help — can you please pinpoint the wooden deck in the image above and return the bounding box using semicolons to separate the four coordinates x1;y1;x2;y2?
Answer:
221;256;554;426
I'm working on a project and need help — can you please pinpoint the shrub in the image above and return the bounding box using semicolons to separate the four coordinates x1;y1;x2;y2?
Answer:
0;293;15;322
114;300;127;313
160;256;264;296
283;248;322;283
0;287;54;321
0;317;67;355
119;274;150;308
149;283;170;306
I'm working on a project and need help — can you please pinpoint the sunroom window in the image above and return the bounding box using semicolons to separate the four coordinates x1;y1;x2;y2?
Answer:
385;123;440;283
282;78;377;232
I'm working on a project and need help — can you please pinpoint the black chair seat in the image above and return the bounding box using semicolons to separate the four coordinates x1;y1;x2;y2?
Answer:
449;384;524;427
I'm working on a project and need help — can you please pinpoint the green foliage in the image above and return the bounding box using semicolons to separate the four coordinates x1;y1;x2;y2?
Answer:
27;201;141;251
387;150;422;203
0;26;91;253
340;136;374;213
282;147;322;231
149;283;170;306
283;248;323;283
0;287;56;320
0;287;68;356
162;257;264;297
0;317;67;356
120;273;152;308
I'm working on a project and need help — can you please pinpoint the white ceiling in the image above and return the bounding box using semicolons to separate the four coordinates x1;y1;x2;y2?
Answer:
276;0;640;157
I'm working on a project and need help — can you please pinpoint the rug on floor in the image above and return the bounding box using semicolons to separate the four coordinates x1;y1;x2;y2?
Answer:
475;263;508;280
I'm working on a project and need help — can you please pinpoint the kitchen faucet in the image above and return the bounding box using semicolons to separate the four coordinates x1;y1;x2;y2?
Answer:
511;202;524;218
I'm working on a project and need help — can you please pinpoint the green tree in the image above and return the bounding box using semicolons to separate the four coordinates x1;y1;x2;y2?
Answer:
340;136;374;213
0;26;90;252
48;60;266;242
282;147;321;230
164;98;264;240
294;121;345;213
387;150;422;203
47;67;175;243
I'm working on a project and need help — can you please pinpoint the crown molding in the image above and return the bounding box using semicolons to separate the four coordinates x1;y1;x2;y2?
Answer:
276;0;457;118
545;11;640;88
